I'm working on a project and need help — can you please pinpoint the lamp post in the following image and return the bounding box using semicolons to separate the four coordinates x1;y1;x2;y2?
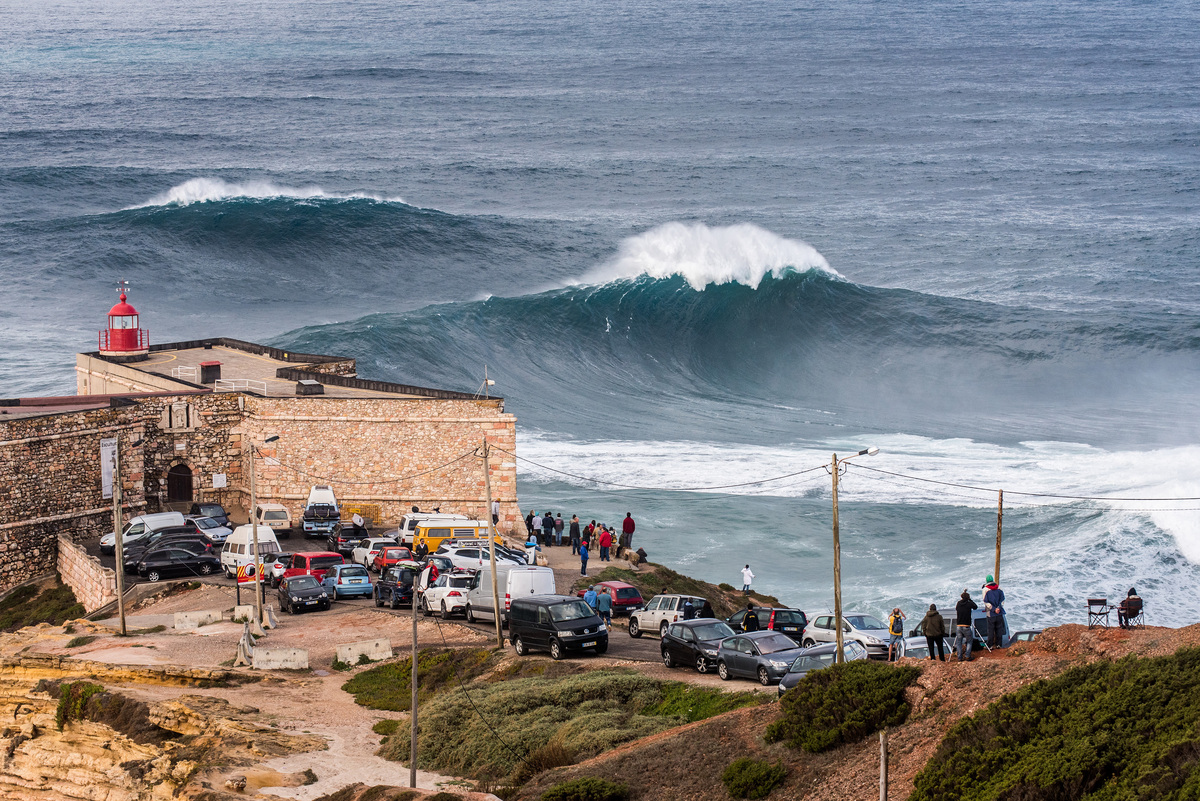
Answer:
830;446;878;663
249;434;279;626
111;433;143;636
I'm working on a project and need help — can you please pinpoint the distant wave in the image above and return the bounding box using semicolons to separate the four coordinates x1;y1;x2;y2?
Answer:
127;177;407;209
578;222;840;290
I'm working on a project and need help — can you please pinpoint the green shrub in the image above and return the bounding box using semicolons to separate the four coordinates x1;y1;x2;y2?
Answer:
342;648;492;711
718;583;737;592
373;719;400;736
332;658;352;672
511;740;576;785
55;681;104;730
0;582;85;632
541;777;630;801
357;653;373;665
721;758;787;799
912;648;1200;801
641;682;765;722
65;635;97;648
765;660;920;753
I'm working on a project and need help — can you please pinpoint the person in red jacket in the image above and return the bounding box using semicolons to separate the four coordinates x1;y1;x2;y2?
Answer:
622;513;636;549
598;526;613;561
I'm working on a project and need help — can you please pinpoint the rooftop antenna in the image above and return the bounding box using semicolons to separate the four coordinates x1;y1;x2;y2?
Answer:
116;279;131;298
475;365;496;399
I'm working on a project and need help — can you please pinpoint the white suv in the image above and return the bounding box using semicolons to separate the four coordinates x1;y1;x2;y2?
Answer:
420;573;475;619
435;545;523;572
351;537;400;569
628;594;708;639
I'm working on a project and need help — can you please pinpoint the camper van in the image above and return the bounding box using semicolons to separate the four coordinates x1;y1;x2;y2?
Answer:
302;486;340;538
464;565;557;626
99;512;185;555
394;511;469;546
412;519;498;553
220;524;282;577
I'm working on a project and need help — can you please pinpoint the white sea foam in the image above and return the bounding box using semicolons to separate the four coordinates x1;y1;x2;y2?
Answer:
517;429;1200;564
577;222;840;290
128;177;406;208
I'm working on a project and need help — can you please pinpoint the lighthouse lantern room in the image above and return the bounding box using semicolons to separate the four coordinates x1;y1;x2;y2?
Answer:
98;280;149;358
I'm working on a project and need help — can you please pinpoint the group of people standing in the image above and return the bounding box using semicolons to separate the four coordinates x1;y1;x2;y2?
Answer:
582;584;615;625
887;575;1008;663
524;510;638;576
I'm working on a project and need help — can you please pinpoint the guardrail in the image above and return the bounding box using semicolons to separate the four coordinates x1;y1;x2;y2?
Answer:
214;379;268;394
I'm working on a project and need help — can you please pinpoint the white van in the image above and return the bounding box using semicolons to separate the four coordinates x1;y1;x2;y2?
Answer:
464;565;556;626
100;512;185;555
254;503;293;538
220;524;282;577
395;511;468;546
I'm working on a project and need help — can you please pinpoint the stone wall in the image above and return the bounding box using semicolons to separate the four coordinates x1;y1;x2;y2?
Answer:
57;534;117;613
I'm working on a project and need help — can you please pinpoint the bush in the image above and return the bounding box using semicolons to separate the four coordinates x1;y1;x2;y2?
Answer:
912;648;1200;800
765;660;919;753
511;741;576;785
342;648;492;711
541;777;630;801
0;582;85;631
718;583;737;592
721;758;787;799
373;719;400;736
55;681;104;730
65;635;97;648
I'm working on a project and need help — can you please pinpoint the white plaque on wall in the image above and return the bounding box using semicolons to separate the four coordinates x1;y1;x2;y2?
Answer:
212;473;227;489
100;437;117;499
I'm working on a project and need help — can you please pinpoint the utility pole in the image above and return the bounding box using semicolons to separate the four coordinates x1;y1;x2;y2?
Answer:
410;567;418;788
249;438;263;626
994;490;1003;584
481;439;504;649
831;453;844;664
112;434;127;637
880;728;888;800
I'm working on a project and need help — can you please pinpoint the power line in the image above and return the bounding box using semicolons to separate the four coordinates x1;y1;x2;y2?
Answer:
492;446;828;492
847;462;1200;503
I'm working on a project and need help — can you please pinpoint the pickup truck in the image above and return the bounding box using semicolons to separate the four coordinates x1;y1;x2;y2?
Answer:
373;562;421;609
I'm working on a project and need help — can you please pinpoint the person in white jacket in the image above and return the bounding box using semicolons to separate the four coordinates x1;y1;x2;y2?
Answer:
741;564;755;595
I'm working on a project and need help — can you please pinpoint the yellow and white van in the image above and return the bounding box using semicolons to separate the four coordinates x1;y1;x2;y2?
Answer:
413;519;500;553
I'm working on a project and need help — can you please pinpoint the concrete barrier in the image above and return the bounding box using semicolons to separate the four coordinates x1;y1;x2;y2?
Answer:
232;604;255;622
173;610;223;630
335;638;392;665
253;648;309;670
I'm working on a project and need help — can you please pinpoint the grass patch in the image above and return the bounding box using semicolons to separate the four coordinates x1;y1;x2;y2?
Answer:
0;581;85;632
132;624;167;634
65;635;97;648
511;741;576;786
571;564;777;618
301;768;318;785
641;682;765;723
722;758;787;799
342;648;493;711
765;660;920;753
380;669;752;781
332;658;353;672
372;719;400;736
541;777;630;801
912;648;1200;800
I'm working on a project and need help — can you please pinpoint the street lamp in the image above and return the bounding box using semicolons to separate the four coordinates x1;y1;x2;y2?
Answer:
830;446;878;663
249;434;279;627
111;434;144;636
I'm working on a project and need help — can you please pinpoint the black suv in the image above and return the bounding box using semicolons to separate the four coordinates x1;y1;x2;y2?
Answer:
188;502;231;528
509;595;609;660
726;607;808;642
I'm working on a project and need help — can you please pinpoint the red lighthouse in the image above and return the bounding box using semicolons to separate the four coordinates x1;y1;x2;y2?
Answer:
98;281;149;358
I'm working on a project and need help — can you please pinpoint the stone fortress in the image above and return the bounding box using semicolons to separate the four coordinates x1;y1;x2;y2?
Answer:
0;287;518;604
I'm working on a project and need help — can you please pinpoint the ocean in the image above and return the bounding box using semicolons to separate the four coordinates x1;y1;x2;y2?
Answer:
3;0;1199;630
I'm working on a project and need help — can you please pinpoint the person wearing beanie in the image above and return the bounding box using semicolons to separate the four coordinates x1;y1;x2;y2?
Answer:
1117;587;1143;628
955;589;978;662
920;603;947;661
982;574;1005;648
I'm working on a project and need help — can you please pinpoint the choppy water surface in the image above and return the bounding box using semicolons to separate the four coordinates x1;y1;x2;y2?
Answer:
3;0;1199;628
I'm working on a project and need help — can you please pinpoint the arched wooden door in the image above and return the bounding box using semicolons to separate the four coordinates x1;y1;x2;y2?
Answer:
167;463;194;502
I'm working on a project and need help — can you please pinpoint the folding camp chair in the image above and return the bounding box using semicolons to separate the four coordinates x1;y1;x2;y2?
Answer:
1087;598;1111;629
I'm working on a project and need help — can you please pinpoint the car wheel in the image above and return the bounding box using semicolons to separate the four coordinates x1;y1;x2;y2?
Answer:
390;593;399;610
696;657;709;674
758;666;771;686
662;650;674;668
199;563;213;575
147;570;161;583
440;602;451;620
629;618;641;638
549;638;563;660
513;635;527;656
466;605;476;623
718;661;731;681
802;638;815;648
659;621;669;638
422;598;433;617
374;590;383;608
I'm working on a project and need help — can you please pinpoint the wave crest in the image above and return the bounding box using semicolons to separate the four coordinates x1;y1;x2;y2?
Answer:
580;222;839;290
129;177;406;208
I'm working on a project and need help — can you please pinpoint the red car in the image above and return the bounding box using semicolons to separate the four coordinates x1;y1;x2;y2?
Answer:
372;546;414;573
281;552;344;583
576;580;645;615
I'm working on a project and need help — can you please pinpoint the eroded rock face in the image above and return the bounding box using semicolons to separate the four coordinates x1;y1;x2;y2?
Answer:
0;671;323;801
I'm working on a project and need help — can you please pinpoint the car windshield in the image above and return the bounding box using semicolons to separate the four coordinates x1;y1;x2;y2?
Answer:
194;518;217;529
615;587;641;599
790;652;836;673
692;622;735;640
289;576;319;590
311;556;342;569
341;567;369;578
756;634;800;654
846;615;886;630
548;600;595;622
264;511;288;520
